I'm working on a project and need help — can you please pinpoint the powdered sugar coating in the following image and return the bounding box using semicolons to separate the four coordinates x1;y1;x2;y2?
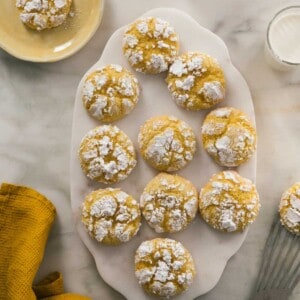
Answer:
81;188;141;245
279;182;300;235
166;52;226;110
140;173;198;233
82;64;139;123
138;115;196;172
135;238;196;297
199;81;224;101
79;125;136;184
16;0;72;31
202;107;257;167
199;171;260;232
123;17;179;74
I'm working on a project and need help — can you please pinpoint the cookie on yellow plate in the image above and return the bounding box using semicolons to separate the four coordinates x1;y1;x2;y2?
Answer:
279;183;300;235
82;64;139;122
123;17;179;74
135;238;196;297
82;188;141;245
79;125;136;184
16;0;72;31
138;115;196;172
140;173;198;233
202;107;257;167
199;170;260;232
166;52;225;110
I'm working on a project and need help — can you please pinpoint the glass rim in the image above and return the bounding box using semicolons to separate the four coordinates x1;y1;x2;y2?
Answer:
266;5;300;66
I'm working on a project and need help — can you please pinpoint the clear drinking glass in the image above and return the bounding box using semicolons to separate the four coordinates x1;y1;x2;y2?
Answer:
265;6;300;71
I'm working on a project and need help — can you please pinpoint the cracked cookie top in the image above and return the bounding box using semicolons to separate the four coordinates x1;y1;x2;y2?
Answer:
166;52;225;110
82;188;141;245
135;238;196;297
79;125;136;184
16;0;72;31
279;182;300;235
140;173;198;233
82;64;139;122
199;170;260;232
138;115;196;172
202;107;257;167
123;17;179;74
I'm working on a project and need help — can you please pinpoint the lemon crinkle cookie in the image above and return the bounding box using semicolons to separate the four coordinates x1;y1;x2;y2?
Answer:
79;125;136;184
279;183;300;235
199;171;260;232
81;188;141;245
202;107;257;167
135;238;196;297
138;115;196;172
166;52;225;110
82;64;139;122
16;0;72;31
123;17;179;74
140;173;198;233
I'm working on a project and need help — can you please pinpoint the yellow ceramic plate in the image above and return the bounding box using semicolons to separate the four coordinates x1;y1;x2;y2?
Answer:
0;0;104;62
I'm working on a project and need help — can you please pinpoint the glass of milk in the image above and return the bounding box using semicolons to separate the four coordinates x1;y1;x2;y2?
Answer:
265;6;300;71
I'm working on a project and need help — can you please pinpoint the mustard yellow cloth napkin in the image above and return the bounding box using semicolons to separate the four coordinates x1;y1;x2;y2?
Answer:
0;183;90;300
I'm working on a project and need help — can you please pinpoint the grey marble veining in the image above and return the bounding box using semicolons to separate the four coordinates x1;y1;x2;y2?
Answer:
0;0;299;299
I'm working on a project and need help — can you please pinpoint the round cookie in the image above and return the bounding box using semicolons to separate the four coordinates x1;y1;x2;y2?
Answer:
166;52;225;110
202;107;257;167
16;0;72;31
138;115;196;172
140;173;198;233
81;188;141;245
79;125;136;184
82;64;139;123
279;183;300;235
199;171;260;232
122;17;179;74
135;238;196;297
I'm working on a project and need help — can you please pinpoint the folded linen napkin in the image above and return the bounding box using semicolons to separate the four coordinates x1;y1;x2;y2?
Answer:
0;183;90;300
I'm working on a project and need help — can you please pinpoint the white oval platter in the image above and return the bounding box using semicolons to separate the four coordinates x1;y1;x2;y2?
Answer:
70;7;256;300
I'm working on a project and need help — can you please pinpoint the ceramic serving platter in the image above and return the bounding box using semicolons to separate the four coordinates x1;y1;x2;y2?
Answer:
70;8;256;300
0;0;104;62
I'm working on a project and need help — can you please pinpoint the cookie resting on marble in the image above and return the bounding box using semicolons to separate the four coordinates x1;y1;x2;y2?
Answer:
135;238;196;297
166;52;225;110
279;182;300;235
199;170;260;232
140;173;198;233
16;0;72;31
82;64;140;123
78;125;136;184
122;17;179;74
202;107;257;167
81;188;141;245
138;115;196;172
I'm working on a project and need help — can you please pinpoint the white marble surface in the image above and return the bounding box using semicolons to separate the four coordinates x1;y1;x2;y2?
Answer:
0;0;299;299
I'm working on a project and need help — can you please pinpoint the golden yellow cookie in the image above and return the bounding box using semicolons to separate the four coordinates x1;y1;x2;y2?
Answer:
122;17;179;74
82;64;140;123
135;238;196;297
81;188;141;245
279;183;300;235
166;52;225;110
16;0;72;31
79;125;136;184
138;115;196;172
140;173;198;233
199;171;260;232
202;107;257;167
